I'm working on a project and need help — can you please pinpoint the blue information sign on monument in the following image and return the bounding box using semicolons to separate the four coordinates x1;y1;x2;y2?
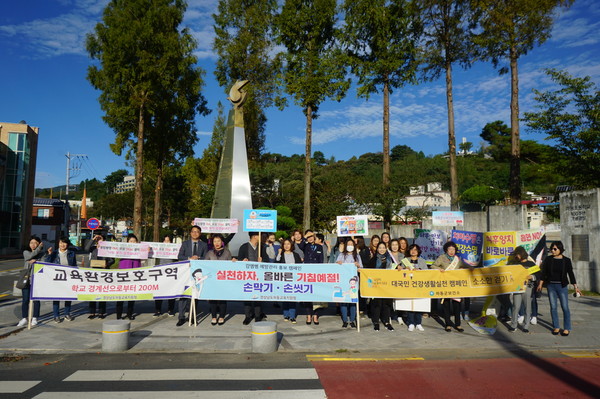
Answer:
243;209;277;232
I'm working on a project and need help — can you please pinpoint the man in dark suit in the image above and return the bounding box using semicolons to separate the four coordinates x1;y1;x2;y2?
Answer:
176;225;208;326
235;232;267;325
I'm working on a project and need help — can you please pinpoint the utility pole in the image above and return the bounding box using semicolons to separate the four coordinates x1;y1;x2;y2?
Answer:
64;152;86;240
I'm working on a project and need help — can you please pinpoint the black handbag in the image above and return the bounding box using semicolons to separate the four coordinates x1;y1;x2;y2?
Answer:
16;265;32;289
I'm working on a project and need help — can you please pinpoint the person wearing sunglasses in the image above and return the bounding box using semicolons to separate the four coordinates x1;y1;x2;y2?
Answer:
538;241;582;336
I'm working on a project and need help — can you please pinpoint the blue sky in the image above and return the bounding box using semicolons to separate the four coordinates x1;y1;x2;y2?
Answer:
1;0;599;190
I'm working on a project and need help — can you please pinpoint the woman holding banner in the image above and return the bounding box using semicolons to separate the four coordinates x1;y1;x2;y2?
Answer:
85;233;115;319
508;246;540;333
336;239;363;328
205;234;232;325
538;241;582;336
388;239;404;266
398;237;409;256
116;234;142;320
44;237;77;323
17;236;44;327
401;244;428;331
432;241;468;332
276;239;302;323
367;242;395;331
380;232;391;248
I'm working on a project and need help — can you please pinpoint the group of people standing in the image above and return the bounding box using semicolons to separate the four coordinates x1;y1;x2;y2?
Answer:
18;228;582;337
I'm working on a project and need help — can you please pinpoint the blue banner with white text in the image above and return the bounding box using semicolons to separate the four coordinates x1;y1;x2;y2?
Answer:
190;260;358;303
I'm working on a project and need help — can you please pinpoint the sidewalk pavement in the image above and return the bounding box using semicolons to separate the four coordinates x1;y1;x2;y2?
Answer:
0;295;598;355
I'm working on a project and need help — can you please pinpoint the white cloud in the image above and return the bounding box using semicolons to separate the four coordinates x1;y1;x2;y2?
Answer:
551;1;600;48
0;4;106;58
0;0;219;59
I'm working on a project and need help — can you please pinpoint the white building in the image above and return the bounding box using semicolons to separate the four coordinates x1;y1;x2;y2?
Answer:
405;182;451;210
115;175;135;194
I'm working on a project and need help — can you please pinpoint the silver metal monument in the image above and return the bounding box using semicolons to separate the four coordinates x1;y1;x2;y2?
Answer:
211;80;253;256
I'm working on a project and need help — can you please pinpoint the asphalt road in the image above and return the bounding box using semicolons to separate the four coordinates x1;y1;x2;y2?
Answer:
0;259;23;299
1;351;598;398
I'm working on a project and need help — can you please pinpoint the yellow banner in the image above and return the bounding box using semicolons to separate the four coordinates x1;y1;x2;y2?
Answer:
360;265;531;299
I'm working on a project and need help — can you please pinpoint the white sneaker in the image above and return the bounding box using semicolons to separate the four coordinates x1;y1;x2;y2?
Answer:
517;315;524;325
416;324;425;331
397;317;405;325
31;317;38;326
463;313;470;321
530;316;537;325
17;318;27;327
408;324;415;332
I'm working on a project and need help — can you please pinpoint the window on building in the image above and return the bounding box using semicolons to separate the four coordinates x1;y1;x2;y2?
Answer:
37;208;50;218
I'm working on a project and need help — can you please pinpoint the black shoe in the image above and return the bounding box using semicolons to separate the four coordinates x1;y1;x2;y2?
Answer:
98;314;106;319
167;311;175;317
350;322;357;328
218;318;225;325
127;315;135;321
385;323;394;331
176;319;186;327
153;312;161;317
508;326;516;332
211;318;218;326
243;317;253;325
88;314;96;320
373;323;380;331
342;322;348;328
523;328;530;333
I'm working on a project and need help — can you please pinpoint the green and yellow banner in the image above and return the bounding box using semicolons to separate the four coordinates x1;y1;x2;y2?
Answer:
360;265;531;299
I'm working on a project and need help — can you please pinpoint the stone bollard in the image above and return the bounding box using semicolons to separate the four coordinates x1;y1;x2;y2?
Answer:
251;321;278;353
102;320;131;352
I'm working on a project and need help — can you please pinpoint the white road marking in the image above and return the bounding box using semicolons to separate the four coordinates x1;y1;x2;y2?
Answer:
34;390;327;398
0;380;41;393
64;368;319;381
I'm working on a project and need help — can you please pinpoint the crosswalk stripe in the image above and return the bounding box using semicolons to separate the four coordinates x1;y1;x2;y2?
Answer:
64;368;319;381
34;390;326;398
0;381;41;393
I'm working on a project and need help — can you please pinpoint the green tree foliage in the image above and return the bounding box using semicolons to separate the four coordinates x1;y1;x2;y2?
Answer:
92;191;135;220
524;69;600;187
275;0;350;230
390;144;418;161
459;141;473;155
213;0;282;161
418;0;476;210
473;0;572;203
342;0;421;190
180;103;229;222
103;169;129;194
460;184;504;210
480;120;511;161
87;0;208;238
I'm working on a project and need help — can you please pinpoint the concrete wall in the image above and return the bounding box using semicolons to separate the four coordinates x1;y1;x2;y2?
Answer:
560;188;600;292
